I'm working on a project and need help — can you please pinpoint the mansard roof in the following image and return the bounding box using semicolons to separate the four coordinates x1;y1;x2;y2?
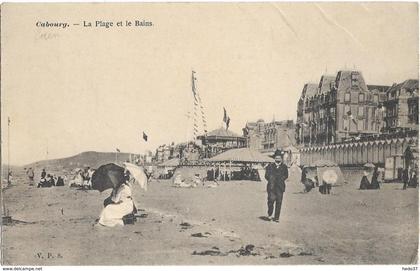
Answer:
318;75;336;94
387;79;419;95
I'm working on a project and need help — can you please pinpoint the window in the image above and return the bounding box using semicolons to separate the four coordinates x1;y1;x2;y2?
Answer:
344;92;351;102
359;93;365;102
373;94;379;103
351;72;358;87
357;119;364;131
358;106;364;117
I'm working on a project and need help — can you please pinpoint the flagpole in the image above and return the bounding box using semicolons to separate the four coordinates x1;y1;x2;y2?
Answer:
7;117;10;185
3;117;12;226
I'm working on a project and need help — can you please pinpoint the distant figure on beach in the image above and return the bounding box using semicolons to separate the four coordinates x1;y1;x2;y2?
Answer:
41;168;47;179
98;178;136;227
402;166;410;190
7;170;12;185
82;167;93;189
47;174;55;187
319;182;332;194
403;165;418;189
359;163;374;190
56;176;65;186
69;171;84;187
37;177;48;188
26;167;35;186
300;167;315;193
264;149;288;223
369;166;380;190
408;168;418;188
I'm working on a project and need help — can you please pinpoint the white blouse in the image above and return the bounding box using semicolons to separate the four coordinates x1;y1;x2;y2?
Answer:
111;184;132;203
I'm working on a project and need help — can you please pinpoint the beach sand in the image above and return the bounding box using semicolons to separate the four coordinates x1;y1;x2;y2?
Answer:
1;171;418;265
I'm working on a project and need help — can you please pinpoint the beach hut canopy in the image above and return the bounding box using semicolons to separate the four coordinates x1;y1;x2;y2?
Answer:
209;148;274;163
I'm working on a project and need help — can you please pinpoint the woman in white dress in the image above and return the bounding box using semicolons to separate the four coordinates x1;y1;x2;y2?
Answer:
98;181;134;227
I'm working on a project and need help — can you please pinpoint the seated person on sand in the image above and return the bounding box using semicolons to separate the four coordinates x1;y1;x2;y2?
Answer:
173;173;183;186
179;175;201;188
300;167;315;193
48;174;56;187
303;178;315;193
56;176;65;186
98;179;136;227
359;164;374;190
69;172;84;187
37;177;48;188
82;175;92;189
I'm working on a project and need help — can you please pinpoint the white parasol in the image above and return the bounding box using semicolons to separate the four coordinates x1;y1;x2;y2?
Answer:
322;169;338;184
123;162;148;191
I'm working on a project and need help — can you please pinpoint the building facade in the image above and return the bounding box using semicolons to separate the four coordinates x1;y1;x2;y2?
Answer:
243;119;295;153
155;145;174;163
383;79;419;132
198;127;246;158
296;70;389;146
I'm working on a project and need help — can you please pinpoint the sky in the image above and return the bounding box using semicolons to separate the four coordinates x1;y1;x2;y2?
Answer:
1;3;418;165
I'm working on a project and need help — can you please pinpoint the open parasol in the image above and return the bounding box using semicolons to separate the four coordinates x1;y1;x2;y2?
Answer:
322;169;338;184
91;163;125;192
123;162;148;191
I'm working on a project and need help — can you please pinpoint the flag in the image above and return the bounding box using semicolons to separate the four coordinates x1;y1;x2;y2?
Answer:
226;117;231;130
223;107;228;123
191;71;197;97
116;148;120;152
143;132;148;142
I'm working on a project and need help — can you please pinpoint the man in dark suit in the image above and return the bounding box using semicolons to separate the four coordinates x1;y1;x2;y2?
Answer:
265;149;288;223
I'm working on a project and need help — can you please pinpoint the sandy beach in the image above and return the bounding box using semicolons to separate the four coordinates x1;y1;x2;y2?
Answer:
1;169;418;266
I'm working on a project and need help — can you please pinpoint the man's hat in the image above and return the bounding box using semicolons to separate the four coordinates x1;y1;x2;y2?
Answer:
271;149;285;158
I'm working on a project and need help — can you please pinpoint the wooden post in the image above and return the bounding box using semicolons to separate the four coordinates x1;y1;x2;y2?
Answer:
7;117;10;185
213;164;216;180
229;160;232;180
223;162;226;181
218;163;221;181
